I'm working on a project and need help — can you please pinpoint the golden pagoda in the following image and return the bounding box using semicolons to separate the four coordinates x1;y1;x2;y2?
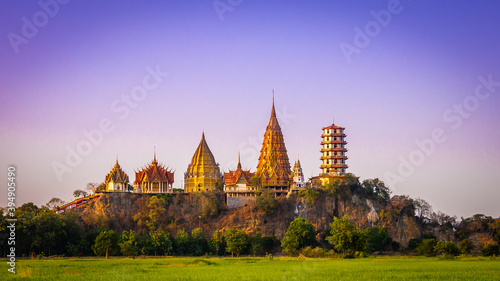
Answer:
134;151;174;193
104;157;130;192
255;93;292;195
184;132;223;192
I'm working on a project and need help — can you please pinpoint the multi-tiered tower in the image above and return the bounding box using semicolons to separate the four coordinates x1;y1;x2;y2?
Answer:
184;132;223;192
255;94;292;195
291;157;306;189
320;118;348;175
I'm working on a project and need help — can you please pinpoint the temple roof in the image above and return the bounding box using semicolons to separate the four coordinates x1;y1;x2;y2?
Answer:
224;153;254;185
105;158;130;184
134;153;174;184
185;132;221;177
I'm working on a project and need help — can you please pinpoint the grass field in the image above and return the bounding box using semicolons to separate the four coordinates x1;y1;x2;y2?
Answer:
2;256;500;280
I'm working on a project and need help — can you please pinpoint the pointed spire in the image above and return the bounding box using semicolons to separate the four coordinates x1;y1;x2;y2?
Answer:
202;131;205;140
271;90;276;118
237;152;242;170
153;147;157;164
116;153;119;165
332;116;335;125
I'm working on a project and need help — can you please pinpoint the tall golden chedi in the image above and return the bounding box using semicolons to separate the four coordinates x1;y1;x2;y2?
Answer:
184;132;223;192
255;94;292;195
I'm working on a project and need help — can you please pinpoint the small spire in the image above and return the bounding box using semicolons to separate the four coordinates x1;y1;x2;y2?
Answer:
153;147;157;163
332;116;335;125
202;131;205;139
237;152;242;170
271;90;276;118
116;153;119;164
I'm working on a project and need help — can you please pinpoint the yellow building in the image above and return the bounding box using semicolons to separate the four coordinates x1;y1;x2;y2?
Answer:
255;94;292;195
184;132;223;192
104;158;130;192
224;153;256;197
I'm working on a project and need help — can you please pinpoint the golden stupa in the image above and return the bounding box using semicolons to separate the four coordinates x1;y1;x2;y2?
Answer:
184;132;222;192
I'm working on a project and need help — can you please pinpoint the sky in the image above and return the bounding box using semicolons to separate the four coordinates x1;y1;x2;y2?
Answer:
1;0;499;219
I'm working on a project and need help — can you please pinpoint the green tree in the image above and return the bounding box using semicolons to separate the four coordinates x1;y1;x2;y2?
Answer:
256;189;278;215
150;230;174;256
326;215;367;258
191;228;207;256
250;232;263;256
364;226;392;252
299;187;319;206
434;241;460;257
119;230;139;257
481;242;500;256
458;239;473;254
92;230;119;259
416;238;438;257
361;178;391;199
224;228;248;257
281;217;316;256
209;230;226;256
176;228;191;256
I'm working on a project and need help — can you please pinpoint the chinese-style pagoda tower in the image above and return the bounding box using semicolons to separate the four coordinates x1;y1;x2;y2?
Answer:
255;93;292;194
134;151;174;193
104;157;130;192
320;117;348;175
184;132;223;192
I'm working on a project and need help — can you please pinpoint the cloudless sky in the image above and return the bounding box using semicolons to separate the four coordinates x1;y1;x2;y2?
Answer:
1;0;499;219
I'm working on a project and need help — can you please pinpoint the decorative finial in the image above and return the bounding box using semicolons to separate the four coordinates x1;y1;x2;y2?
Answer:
202;131;205;139
116;153;118;164
332;116;335;125
153;147;157;163
237;152;242;169
271;90;276;118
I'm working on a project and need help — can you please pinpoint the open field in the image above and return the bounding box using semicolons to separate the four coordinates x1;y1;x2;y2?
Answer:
2;256;500;280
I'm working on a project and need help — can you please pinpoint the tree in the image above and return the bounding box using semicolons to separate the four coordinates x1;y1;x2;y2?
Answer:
190;228;207;256
256;189;278;215
481;242;500;256
92;230;119;259
416;238;438;257
299;187;319;206
119;230;139;257
458;239;473;254
281;217;316;256
45;198;64;210
150;230;174;256
176;228;191;256
250;175;261;193
73;189;87;198
209;230;226;256
86;182;100;194
224;228;247;257
361;178;391;199
364;226;392;252
326;215;367;258
250;232;263;256
411;197;432;218
434;241;460;257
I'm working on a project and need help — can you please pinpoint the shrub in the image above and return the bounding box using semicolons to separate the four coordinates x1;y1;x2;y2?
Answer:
416;238;437;257
458;239;473;254
481;242;500;257
434;241;460;257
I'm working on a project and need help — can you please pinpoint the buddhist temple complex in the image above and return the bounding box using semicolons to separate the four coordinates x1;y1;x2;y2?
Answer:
184;132;223;192
104;158;130;192
224;153;256;198
133;152;174;193
255;94;292;195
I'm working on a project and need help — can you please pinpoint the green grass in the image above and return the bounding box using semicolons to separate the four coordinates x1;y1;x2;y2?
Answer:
2;256;499;280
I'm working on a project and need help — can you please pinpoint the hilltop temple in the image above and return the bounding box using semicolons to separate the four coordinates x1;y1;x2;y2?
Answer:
184;132;223;192
134;152;174;193
255;94;292;196
291;157;306;189
104;158;130;192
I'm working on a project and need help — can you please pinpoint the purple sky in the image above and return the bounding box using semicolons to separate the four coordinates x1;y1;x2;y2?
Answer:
1;0;499;219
